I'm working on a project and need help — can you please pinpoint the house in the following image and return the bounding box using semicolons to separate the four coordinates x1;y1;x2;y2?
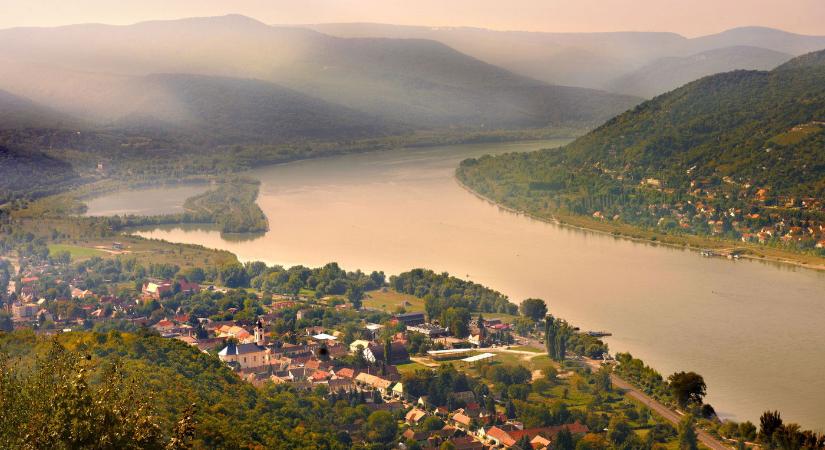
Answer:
218;342;268;369
391;382;406;399
142;280;173;299
11;302;38;321
407;323;448;337
484;422;589;447
363;342;410;364
334;367;356;379
451;410;473;431
441;435;484;450
405;408;427;425
354;372;393;393
349;339;371;353
327;378;356;393
391;312;425;326
450;391;476;404
142;278;200;299
402;428;430;444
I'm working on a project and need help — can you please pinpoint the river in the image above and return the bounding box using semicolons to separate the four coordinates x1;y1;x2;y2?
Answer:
121;139;824;429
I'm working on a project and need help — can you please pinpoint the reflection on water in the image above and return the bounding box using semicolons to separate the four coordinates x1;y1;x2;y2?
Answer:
83;183;210;216
132;139;825;430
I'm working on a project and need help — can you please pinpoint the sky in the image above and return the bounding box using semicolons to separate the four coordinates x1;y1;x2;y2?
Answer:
1;0;824;37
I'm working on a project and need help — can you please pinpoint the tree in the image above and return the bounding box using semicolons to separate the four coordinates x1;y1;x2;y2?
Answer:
181;267;206;284
384;338;392;364
607;415;632;446
556;328;567;362
219;263;249;288
668;371;706;408
364;410;397;444
678;414;698;450
759;410;783;444
346;283;364;309
576;434;609;450
420;416;444;432
0;340;168;449
556;428;575;450
514;435;533;450
519;298;548;322
739;421;757;442
594;366;611;393
545;316;556;359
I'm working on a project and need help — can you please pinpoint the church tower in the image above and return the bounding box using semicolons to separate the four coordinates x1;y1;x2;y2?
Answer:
254;320;266;346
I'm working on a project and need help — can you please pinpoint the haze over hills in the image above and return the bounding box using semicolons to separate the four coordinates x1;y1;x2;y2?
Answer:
607;46;792;98
0;89;80;130
307;23;825;97
0;14;638;133
464;48;825;196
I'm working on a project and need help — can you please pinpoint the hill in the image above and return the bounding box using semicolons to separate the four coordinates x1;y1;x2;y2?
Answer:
115;74;405;144
0;330;348;449
0;89;79;130
607;46;792;98
457;49;825;256
0;15;638;131
308;23;825;96
0;144;79;204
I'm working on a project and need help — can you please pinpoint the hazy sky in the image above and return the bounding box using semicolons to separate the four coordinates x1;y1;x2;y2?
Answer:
1;0;824;37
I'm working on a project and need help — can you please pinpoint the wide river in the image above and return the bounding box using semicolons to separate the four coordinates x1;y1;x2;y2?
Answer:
124;140;824;429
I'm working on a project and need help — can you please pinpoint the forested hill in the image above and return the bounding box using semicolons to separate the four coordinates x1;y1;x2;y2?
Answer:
0;330;347;449
457;49;825;255
558;49;825;195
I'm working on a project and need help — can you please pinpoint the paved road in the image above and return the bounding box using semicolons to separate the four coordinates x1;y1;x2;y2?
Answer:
609;373;730;450
519;338;730;450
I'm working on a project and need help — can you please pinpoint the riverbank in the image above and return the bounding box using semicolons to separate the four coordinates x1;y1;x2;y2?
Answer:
455;175;825;273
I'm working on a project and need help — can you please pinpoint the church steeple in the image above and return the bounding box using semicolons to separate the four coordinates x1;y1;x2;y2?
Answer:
254;320;265;346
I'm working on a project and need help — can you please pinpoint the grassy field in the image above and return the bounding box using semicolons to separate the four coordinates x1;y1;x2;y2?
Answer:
396;361;430;375
508;345;543;353
362;289;521;322
48;244;106;260
362;289;424;313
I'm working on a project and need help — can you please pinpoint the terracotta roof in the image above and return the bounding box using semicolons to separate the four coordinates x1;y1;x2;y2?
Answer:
452;411;472;427
406;408;427;423
335;367;356;378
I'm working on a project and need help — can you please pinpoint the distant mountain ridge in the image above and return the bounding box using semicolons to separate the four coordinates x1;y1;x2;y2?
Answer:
307;23;825;97
607;46;792;98
0;14;638;134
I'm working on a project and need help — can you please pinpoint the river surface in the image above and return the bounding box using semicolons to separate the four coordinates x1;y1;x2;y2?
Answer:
123;140;824;429
84;183;209;216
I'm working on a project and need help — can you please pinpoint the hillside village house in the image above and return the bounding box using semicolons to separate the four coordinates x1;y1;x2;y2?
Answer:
218;321;269;369
363;342;410;364
391;312;425;326
217;342;269;370
141;278;200;299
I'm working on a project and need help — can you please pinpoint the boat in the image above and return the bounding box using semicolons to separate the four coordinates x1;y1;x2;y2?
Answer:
586;330;612;337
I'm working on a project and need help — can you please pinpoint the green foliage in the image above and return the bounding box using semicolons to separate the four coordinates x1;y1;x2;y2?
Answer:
0;145;79;204
519;298;547;322
390;269;518;317
677;415;698;450
0;331;350;449
667;371;706;409
457;50;825;256
0;340;168;449
108;178;268;234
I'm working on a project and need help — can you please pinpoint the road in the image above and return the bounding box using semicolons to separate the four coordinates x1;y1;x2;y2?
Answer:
519;338;731;450
609;374;731;450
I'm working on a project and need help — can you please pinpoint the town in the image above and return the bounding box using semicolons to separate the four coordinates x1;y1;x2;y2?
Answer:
1;234;777;450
